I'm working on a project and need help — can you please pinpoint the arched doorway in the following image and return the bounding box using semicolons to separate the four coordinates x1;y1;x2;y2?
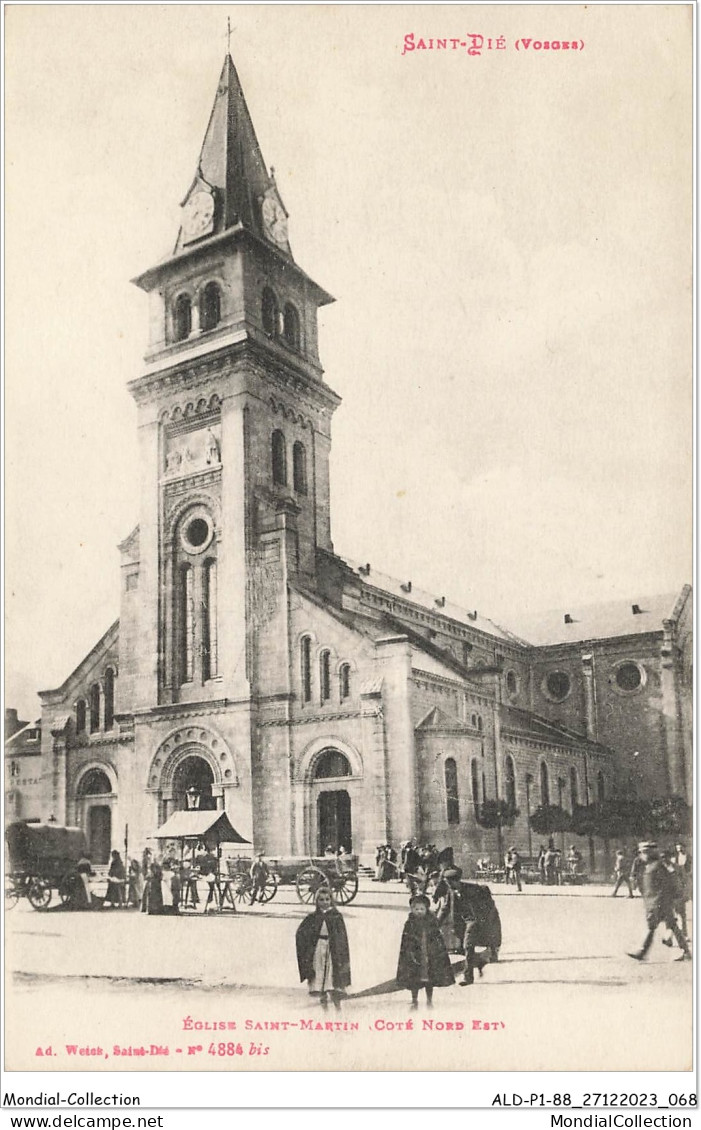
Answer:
76;768;113;864
313;749;352;853
172;755;216;811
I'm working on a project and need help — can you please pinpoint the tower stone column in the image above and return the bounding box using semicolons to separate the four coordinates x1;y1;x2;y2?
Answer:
374;636;417;844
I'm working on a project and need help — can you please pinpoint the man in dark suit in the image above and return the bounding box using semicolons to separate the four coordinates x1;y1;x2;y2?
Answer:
628;843;691;962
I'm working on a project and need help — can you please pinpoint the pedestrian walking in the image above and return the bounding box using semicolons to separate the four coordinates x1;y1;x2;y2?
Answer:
146;860;164;915
567;845;583;881
433;866;501;985
127;858;144;907
296;887;351;1008
538;845;547;885
612;849;634;897
505;847;523;892
160;859;181;915
250;851;270;903
628;843;691;962
544;846;557;886
179;859;199;909
104;850;126;908
630;851;645;896
396;894;454;1008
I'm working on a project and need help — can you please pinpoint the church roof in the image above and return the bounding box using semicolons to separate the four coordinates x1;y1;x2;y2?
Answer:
38;620;120;701
132;54;334;306
499;703;601;748
173;53;281;254
510;588;689;647
343;558;527;645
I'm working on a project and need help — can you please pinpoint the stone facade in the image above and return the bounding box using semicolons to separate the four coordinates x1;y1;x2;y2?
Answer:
6;52;691;870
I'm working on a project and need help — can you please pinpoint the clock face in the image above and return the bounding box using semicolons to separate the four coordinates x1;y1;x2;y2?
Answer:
261;194;288;247
182;190;215;242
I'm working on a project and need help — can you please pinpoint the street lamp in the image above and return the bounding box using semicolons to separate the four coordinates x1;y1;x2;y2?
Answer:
185;786;201;811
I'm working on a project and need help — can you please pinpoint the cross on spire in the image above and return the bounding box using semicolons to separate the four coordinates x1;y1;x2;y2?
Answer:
227;17;232;55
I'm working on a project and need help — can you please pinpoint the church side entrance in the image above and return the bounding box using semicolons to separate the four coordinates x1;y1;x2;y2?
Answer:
317;790;351;854
75;767;115;864
88;806;111;865
309;748;357;855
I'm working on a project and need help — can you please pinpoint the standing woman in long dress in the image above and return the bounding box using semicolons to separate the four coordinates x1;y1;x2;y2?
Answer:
296;887;351;1007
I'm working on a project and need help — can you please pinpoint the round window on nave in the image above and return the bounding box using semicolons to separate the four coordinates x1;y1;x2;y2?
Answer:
615;661;644;692
545;671;571;702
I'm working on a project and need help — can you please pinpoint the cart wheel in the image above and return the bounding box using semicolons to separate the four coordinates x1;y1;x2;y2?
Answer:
234;878;254;905
332;872;359;905
27;879;52;910
259;872;278;903
5;878;20;910
58;873;81;905
296;866;326;904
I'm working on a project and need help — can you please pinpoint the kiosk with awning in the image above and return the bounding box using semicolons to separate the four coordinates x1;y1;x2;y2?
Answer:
152;811;250;911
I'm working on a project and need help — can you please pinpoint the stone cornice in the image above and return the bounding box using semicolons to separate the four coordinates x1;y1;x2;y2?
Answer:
128;337;339;417
259;710;376;727
412;672;493;707
132;699;237;721
501;730;607;756
72;733;134;747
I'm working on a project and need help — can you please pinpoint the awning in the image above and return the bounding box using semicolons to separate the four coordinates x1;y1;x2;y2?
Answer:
152;810;250;846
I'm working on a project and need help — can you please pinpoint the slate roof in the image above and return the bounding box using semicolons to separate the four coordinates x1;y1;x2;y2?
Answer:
510;590;688;647
343;558;527;645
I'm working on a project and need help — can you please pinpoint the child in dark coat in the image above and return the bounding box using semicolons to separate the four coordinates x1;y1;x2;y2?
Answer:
296;887;351;1007
397;894;455;1007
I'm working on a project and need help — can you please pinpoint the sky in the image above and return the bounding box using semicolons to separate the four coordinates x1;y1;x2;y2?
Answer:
4;4;692;721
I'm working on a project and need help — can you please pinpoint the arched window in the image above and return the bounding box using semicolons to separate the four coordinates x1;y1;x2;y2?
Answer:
75;699;86;734
597;770;606;803
301;636;312;703
476;714;483;733
314;749;351;779
339;663;351;702
200;282;221;332
174;294;192;342
540;762;550;806
202;559;218;680
89;684;101;733
570;766;578;811
283;302;300;349
103;668;115;731
470;759;480;807
504;755;516;809
445;758;460;824
77;768;111;796
179;563;195;684
506;670;518;696
272;430;287;486
171;508;217;690
293;441;307;494
262;287;278;337
320;650;331;704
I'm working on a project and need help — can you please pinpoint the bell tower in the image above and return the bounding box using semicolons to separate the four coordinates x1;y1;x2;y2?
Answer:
125;52;340;711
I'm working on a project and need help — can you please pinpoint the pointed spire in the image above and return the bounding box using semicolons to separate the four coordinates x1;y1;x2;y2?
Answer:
175;54;291;257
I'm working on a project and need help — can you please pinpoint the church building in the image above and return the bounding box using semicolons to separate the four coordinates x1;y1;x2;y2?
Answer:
8;53;692;867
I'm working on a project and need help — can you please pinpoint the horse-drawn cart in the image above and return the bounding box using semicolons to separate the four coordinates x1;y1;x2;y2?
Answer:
273;855;359;905
5;820;90;910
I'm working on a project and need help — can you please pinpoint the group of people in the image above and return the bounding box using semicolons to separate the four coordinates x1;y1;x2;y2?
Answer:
536;842;584;885
296;862;502;1009
373;840;441;887
67;845;228;914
